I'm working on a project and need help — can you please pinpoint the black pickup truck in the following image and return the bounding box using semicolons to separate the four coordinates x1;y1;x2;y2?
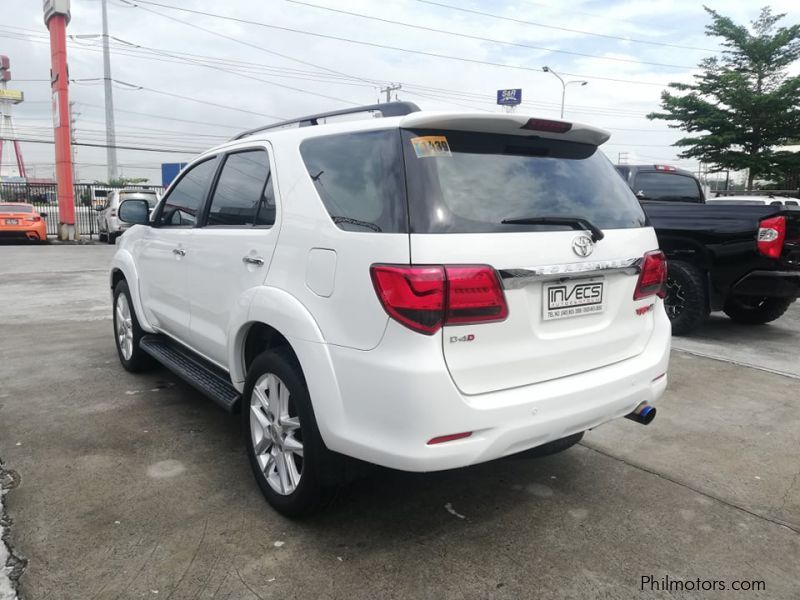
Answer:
616;165;800;335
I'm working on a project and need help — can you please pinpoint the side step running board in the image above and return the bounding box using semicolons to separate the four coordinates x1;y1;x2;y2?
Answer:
139;335;240;412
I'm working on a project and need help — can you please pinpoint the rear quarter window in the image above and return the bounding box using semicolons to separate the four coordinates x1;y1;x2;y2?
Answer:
299;129;407;233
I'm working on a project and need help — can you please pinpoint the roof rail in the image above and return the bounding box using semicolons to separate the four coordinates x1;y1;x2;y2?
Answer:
231;101;421;140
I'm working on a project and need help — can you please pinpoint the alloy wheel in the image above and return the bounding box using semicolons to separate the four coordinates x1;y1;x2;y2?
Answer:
115;293;134;360
250;373;304;496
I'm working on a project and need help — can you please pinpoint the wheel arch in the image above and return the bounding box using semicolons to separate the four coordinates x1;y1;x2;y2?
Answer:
109;251;156;333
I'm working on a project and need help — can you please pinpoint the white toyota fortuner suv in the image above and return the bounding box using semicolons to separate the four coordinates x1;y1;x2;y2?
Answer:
110;103;671;516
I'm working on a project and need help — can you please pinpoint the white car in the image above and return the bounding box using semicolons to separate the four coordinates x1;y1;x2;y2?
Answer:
96;188;159;243
109;103;671;516
706;195;799;207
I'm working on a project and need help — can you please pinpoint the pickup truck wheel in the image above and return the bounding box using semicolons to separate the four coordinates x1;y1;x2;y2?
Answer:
113;280;155;372
664;261;708;336
723;296;794;325
243;351;337;517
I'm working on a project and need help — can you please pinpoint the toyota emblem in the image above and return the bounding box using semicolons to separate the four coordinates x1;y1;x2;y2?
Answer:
572;235;594;257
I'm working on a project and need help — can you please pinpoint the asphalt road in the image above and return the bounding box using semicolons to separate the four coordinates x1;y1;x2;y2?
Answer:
1;244;798;599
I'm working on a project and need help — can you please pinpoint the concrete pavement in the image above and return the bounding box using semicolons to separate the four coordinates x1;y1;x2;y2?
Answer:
1;244;798;599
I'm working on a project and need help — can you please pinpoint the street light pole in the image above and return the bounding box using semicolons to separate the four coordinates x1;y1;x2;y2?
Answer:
542;66;587;119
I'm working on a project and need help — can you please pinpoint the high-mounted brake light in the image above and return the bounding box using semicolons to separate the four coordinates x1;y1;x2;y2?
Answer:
521;118;572;133
654;164;677;171
757;216;786;259
633;250;667;300
370;264;508;335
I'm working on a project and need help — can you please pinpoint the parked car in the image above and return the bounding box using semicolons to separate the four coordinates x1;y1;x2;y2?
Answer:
0;202;47;242
706;195;799;207
615;165;800;334
96;189;159;243
110;104;670;515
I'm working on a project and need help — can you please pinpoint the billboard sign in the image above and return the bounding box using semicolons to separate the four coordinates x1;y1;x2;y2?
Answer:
497;89;522;106
161;163;188;187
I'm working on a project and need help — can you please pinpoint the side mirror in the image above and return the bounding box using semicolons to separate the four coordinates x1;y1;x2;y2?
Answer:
40;212;48;218
118;199;151;226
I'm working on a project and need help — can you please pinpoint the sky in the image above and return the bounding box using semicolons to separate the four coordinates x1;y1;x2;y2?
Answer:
0;0;798;184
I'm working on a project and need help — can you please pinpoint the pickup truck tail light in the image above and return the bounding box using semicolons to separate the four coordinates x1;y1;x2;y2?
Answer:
633;250;667;300
370;264;508;335
757;216;786;259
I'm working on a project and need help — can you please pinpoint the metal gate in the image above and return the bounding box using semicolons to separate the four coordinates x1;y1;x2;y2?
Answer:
0;182;165;239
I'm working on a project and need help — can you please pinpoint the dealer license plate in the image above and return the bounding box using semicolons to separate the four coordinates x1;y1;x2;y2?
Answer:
543;278;605;321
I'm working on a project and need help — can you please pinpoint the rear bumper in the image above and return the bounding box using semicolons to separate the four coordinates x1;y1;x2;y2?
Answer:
0;226;45;240
730;270;800;299
315;304;671;472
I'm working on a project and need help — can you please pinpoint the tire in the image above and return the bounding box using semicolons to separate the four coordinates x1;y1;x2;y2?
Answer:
512;432;584;459
664;261;709;336
113;280;155;372
98;231;108;242
107;232;117;245
242;350;340;517
723;295;795;325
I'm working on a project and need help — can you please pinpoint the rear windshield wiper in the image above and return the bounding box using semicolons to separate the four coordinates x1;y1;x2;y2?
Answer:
501;215;604;242
331;216;382;232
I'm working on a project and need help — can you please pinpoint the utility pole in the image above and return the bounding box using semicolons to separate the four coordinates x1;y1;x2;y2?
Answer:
380;83;401;103
617;151;629;165
44;0;77;240
101;0;119;183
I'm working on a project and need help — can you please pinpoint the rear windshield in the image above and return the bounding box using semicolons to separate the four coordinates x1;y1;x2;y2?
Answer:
402;129;646;233
633;172;703;202
0;204;32;213
708;200;765;205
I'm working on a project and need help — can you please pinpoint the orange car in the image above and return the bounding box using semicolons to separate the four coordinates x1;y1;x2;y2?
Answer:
0;202;48;242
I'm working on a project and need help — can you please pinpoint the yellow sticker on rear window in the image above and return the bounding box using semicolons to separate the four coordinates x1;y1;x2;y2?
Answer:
410;136;451;158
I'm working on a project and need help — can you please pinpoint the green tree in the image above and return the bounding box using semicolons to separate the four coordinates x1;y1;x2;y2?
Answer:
648;7;800;190
107;176;149;187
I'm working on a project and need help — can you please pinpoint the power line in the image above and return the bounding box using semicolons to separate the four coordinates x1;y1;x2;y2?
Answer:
117;0;380;90
122;0;674;87
2;137;202;154
412;0;716;53
285;0;695;69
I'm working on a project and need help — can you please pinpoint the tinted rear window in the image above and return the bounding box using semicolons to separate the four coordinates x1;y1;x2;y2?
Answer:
708;199;765;205
402;129;646;233
633;172;702;202
299;129;407;233
0;205;33;213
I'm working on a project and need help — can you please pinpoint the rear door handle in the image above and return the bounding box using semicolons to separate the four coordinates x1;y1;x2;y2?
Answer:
242;256;265;266
172;248;186;257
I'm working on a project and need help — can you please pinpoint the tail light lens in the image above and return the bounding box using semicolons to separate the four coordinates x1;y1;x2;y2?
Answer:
757;216;786;259
370;265;445;334
634;250;667;300
370;264;508;335
521;118;572;133
24;216;42;223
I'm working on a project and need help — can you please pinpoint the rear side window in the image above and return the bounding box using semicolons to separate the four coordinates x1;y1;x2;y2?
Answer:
633;172;702;202
299;130;407;233
402;129;646;233
158;158;218;227
206;150;275;227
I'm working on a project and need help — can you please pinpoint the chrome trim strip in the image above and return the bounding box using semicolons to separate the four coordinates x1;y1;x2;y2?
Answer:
499;257;642;289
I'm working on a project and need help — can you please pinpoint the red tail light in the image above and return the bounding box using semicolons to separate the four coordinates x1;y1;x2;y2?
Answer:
633;251;667;300
757;216;786;259
24;216;42;223
370;264;508;335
